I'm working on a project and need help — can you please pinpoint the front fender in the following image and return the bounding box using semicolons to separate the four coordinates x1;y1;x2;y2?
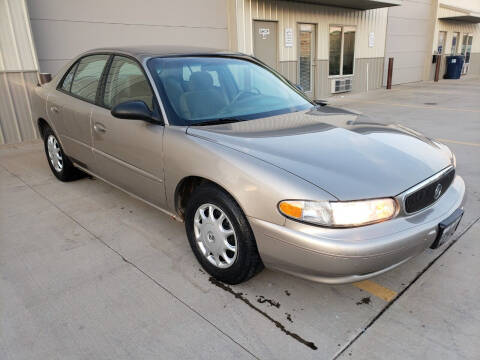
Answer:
164;126;336;225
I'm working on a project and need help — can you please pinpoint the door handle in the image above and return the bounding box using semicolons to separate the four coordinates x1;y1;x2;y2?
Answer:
50;106;59;113
93;123;106;133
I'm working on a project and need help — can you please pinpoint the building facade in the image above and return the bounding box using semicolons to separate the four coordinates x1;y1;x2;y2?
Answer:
229;0;394;99
0;0;479;144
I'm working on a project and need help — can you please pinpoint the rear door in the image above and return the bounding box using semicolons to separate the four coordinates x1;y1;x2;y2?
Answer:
56;54;110;168
90;55;166;207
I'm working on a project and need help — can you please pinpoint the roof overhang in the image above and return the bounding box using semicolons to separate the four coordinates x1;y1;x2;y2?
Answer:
440;15;480;23
283;0;401;10
438;4;480;23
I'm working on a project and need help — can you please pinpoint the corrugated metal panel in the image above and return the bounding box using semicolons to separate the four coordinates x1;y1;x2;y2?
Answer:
0;71;39;144
0;0;39;144
27;0;229;75
437;20;480;53
383;0;436;85
237;0;388;61
0;0;38;71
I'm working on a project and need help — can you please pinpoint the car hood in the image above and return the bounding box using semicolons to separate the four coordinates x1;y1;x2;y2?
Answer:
186;108;453;200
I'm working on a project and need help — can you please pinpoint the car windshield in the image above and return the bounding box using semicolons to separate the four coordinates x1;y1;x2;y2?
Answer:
147;56;313;126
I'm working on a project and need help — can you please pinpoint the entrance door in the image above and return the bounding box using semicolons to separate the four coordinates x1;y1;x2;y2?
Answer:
461;34;473;74
298;24;316;98
253;21;278;69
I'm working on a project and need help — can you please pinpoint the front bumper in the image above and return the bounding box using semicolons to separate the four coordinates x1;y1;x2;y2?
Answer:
249;175;466;284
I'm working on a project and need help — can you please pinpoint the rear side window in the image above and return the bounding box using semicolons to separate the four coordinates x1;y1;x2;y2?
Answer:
60;63;78;92
70;55;109;102
103;56;154;110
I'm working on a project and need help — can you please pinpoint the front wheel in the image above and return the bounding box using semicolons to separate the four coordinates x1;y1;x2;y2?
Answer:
43;127;83;182
185;183;263;284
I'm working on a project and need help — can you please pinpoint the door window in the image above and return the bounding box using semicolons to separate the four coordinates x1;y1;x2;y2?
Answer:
103;56;154;110
70;55;109;102
298;24;315;92
329;26;356;76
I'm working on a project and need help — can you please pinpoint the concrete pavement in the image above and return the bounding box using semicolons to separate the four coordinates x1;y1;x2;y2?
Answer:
1;76;479;359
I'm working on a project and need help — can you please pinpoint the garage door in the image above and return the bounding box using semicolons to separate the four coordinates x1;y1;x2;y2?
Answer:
383;0;435;85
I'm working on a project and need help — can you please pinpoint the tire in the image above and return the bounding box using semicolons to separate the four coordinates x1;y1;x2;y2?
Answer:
185;183;263;284
43;127;83;182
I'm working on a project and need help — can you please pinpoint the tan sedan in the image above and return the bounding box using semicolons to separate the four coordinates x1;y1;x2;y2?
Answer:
32;46;465;284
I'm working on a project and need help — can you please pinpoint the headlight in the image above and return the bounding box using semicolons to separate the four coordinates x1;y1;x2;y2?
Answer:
278;198;397;227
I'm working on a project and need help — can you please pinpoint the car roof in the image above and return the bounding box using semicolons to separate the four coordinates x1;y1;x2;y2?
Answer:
83;45;243;61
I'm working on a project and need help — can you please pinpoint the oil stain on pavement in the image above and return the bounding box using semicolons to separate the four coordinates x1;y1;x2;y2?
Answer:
209;277;318;350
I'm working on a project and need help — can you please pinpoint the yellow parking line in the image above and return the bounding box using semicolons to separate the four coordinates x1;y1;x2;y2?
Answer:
353;280;397;302
437;138;480;147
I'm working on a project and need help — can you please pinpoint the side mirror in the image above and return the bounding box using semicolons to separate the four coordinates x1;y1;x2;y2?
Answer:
111;100;161;123
314;99;328;107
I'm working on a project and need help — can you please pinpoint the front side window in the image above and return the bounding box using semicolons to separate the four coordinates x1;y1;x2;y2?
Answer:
329;26;355;76
70;54;109;102
103;56;154;110
148;56;312;125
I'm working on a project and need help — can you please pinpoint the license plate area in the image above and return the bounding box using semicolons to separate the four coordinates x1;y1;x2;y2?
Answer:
430;208;464;249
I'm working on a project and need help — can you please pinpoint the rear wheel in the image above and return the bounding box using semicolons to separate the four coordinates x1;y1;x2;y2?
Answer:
43;127;83;182
185;183;263;284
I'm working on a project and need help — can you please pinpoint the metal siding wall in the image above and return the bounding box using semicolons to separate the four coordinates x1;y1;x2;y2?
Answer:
237;0;388;60
238;0;388;97
315;60;330;98
0;0;39;144
383;0;436;85
437;19;480;53
27;0;229;75
428;15;480;79
278;61;298;83
469;52;480;74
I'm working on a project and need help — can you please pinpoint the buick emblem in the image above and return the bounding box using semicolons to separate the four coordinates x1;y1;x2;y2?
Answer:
434;183;442;200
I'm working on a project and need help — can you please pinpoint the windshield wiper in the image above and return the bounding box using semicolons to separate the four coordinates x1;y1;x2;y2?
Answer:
191;117;246;126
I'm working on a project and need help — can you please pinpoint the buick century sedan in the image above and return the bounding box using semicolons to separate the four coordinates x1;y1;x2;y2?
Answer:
32;46;465;284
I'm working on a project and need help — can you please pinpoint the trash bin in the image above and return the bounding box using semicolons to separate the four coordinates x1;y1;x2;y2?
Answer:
444;55;464;79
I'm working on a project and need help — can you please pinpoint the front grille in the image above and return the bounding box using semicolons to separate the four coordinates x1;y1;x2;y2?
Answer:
404;168;455;213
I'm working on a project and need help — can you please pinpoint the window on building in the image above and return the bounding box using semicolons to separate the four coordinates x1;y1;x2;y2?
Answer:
329;26;356;76
437;31;446;54
451;32;459;55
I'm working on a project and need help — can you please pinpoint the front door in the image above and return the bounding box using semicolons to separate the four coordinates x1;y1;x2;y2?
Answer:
91;55;166;207
298;24;316;98
253;20;278;69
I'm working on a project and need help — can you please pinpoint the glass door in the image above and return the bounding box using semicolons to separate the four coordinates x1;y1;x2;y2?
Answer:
298;24;315;98
461;34;473;74
451;32;459;55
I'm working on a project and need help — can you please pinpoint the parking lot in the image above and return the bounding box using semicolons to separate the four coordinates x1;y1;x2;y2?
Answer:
1;76;479;359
